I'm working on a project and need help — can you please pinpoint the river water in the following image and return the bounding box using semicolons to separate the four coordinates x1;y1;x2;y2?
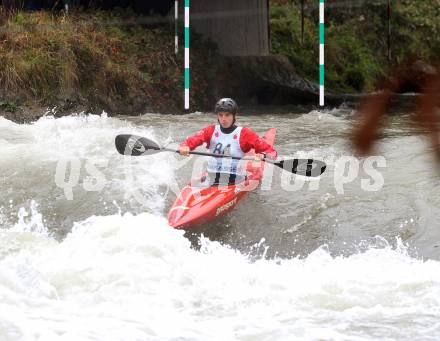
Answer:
1;108;440;340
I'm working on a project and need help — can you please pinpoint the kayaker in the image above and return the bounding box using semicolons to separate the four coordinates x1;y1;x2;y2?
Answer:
179;98;278;185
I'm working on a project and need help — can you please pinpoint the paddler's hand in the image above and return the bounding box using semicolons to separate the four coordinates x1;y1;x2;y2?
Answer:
255;153;265;161
179;146;190;156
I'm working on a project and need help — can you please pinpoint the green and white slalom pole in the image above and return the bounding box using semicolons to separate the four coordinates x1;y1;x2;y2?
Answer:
319;0;325;106
175;0;178;55
184;0;190;110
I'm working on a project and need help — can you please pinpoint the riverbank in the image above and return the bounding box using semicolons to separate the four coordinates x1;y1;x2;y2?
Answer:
270;1;440;93
0;5;438;123
0;9;224;122
0;8;352;124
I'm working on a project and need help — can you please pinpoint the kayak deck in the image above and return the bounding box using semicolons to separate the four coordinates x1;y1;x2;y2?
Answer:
168;128;276;229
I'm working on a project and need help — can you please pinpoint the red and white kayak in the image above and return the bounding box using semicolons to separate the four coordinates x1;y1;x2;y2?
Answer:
167;128;276;229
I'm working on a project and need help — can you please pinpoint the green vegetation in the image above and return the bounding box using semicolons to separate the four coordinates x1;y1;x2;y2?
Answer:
0;8;217;114
270;0;440;93
0;100;18;112
0;2;438;116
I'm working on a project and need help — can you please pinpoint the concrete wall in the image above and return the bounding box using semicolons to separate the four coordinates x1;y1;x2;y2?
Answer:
190;0;269;56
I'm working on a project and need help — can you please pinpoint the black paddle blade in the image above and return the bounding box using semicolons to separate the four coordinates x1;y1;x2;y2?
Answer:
115;134;161;156
275;159;326;177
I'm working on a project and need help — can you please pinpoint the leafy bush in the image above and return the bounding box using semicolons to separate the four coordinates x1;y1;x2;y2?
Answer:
270;1;439;93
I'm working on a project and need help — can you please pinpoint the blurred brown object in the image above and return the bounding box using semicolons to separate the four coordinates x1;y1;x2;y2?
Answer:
352;60;440;161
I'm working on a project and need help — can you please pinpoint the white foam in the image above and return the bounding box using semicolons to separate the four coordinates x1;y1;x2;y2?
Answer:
1;212;440;340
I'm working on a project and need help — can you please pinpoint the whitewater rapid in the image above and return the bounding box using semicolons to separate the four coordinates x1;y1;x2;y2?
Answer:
1;111;440;340
2;210;440;340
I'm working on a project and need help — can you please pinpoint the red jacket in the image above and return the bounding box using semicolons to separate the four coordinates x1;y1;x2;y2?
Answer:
180;125;277;159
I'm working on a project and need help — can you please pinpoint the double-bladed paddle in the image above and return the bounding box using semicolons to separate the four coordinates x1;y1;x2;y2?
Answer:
115;134;326;177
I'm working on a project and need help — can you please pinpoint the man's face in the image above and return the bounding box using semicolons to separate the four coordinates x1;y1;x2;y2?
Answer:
217;112;234;128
